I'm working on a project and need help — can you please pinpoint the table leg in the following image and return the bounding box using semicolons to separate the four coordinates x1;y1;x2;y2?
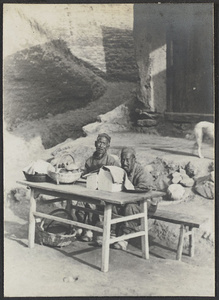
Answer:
189;226;195;257
140;200;149;259
176;224;185;260
101;203;112;272
28;188;36;248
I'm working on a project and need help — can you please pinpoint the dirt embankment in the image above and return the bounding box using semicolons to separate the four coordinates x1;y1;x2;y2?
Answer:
8;81;137;149
4;39;107;129
3;38;137;149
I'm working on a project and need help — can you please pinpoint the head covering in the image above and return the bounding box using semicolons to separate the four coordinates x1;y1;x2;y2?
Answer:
121;147;136;158
97;133;111;143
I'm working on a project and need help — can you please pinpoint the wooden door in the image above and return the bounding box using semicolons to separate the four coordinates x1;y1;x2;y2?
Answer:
166;6;214;117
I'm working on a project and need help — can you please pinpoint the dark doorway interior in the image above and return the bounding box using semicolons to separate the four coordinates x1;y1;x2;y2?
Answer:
166;5;214;116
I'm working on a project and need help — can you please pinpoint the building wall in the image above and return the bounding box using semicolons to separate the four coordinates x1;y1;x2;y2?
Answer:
102;26;138;81
4;4;135;77
3;4;138;128
133;3;214;115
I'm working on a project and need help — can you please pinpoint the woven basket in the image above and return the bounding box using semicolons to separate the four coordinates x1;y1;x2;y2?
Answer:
36;209;77;247
48;153;81;184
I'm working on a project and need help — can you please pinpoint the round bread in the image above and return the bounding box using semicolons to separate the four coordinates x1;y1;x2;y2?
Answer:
65;163;79;171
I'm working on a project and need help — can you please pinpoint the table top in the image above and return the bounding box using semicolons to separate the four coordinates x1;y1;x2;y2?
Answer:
17;180;166;205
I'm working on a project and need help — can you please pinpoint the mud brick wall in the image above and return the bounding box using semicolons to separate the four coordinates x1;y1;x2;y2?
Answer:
102;27;139;81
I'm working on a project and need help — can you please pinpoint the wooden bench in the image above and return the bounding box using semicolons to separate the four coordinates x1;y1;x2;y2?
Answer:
151;209;203;261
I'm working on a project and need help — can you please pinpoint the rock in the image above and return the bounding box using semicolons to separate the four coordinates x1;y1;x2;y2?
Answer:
75;228;83;237
135;109;160;120
155;174;171;191
167;184;186;201
97;104;130;124
195;174;211;184
12;187;29;202
210;171;214;182
134;126;159;135
195;181;214;199
82;122;102;135
208;162;214;172
171;172;182;184
82;104;131;136
185;133;194;140
83;122;131;136
63;275;79;283
137;119;158;127
150;158;167;176
63;276;74;283
179;168;186;175
181;123;191;131
173;123;182;130
185;162;198;177
180;174;194;187
168;163;180;174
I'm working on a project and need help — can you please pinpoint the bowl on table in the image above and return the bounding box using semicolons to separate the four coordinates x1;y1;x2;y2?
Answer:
23;171;48;182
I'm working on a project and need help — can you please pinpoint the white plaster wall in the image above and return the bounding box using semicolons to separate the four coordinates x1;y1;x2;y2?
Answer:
150;44;167;112
3;4;133;72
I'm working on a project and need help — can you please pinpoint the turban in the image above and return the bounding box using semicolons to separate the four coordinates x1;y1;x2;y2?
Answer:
97;133;111;143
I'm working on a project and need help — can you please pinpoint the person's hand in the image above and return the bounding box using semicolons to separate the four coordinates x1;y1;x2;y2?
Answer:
150;197;162;205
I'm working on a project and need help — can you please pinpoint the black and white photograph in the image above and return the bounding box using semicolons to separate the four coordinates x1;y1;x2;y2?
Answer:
3;2;215;297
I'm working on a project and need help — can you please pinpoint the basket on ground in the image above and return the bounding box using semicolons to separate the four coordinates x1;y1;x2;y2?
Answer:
36;209;77;247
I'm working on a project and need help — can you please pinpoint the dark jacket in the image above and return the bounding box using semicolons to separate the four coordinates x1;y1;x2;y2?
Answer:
84;152;120;174
128;162;155;191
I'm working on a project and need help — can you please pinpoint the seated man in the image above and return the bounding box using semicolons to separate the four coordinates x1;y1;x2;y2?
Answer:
113;147;159;250
76;133;120;241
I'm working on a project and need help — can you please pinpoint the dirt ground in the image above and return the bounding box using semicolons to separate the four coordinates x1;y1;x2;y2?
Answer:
4;131;215;297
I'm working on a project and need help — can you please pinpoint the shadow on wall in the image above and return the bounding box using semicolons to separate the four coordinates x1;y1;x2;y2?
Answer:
101;26;139;82
3;39;107;129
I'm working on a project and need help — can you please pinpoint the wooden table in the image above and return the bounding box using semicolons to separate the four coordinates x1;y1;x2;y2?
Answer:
17;180;165;272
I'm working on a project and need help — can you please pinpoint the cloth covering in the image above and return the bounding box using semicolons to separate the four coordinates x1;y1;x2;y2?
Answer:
101;166;134;190
23;159;54;175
